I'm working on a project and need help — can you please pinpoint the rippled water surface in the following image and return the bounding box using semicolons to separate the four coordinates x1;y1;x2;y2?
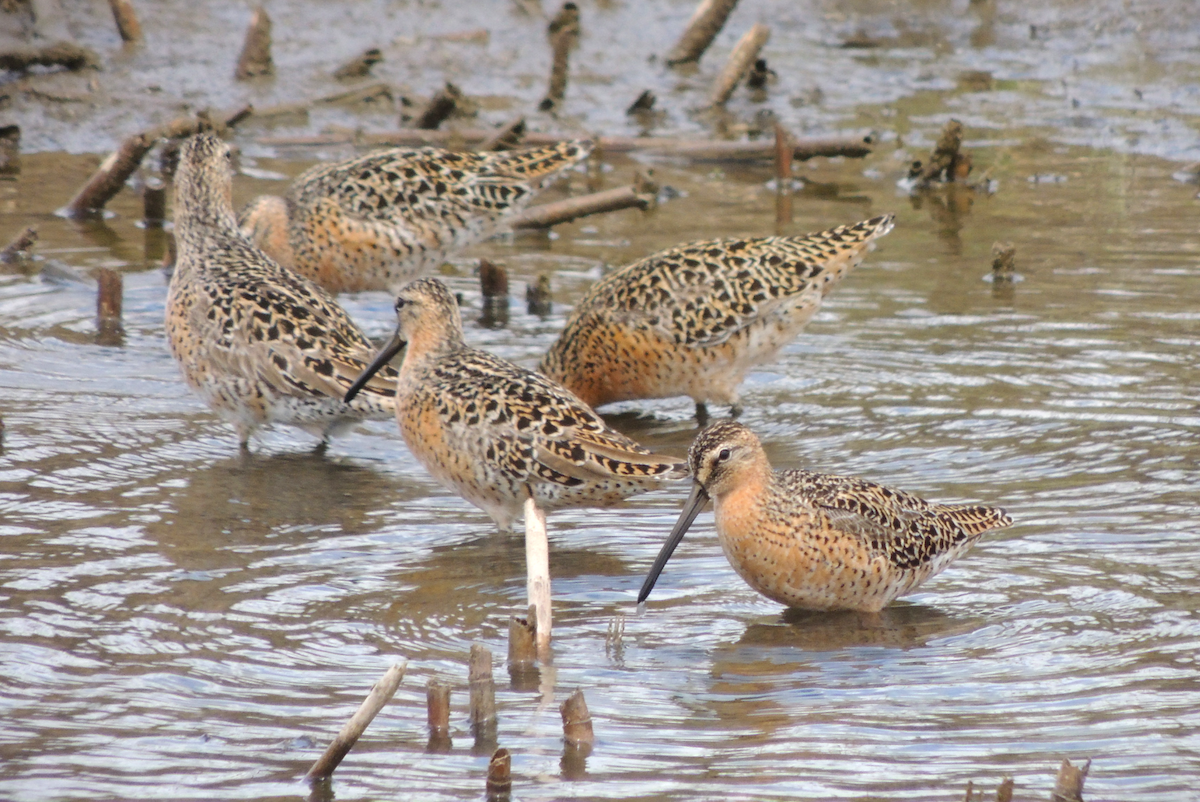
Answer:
3;1;1200;800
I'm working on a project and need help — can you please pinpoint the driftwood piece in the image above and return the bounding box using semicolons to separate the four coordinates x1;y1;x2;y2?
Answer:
305;661;407;782
1051;758;1090;802
709;23;770;106
414;82;462;130
479;116;527;152
0;42;99;72
512;181;653;229
507;615;537;668
234;6;273;80
333;48;383;81
260;129;874;163
108;0;143;43
142;178;165;227
0;226;37;263
666;0;740;65
539;28;573;111
485;748;512;800
63;133;154;219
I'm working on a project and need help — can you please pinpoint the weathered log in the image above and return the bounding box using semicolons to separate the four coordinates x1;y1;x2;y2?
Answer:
560;689;594;747
95;268;122;322
305;661;407;782
485;748;512;799
1050;758;1090;802
425;679;451;752
666;0;740;65
709;23;770;106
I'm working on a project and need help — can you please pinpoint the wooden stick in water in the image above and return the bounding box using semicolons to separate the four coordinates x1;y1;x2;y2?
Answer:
773;122;793;228
1051;758;1089;802
426;679;451;752
512;183;652;230
709;23;770;106
234;6;274;79
666;0;740;65
63;133;154;219
305;661;407;781
560;689;594;747
0;226;37;263
523;497;552;657
108;0;142;43
485;748;512;800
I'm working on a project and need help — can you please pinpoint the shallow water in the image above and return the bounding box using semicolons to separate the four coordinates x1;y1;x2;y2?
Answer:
3;1;1200;801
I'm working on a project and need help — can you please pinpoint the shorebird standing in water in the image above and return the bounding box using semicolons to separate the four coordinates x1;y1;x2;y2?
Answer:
239;140;593;293
639;420;1012;611
540;214;895;419
166;133;398;449
346;277;686;653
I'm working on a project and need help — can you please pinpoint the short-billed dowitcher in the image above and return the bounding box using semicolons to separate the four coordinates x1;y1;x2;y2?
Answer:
345;277;686;648
239;140;593;293
167;133;398;449
539;214;895;418
639;421;1011;612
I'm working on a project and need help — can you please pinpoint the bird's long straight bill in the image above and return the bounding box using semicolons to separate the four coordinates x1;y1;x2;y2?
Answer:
637;481;710;604
344;330;404;403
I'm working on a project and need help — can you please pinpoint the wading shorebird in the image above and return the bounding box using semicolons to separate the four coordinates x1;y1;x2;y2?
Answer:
239;139;593;293
539;214;895;419
345;277;687;651
638;421;1012;612
166;133;398;449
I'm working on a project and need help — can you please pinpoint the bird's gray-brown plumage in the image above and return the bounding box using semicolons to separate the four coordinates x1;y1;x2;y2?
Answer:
166;133;397;448
345;277;686;530
639;420;1012;611
540;214;895;413
239;140;593;293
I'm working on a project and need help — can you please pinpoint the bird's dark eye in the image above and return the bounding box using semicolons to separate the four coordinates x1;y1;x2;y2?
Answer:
717;448;731;461
394;298;407;310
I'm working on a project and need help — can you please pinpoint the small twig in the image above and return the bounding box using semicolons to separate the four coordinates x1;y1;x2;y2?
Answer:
709;23;770;107
314;82;392;107
234;6;274;80
333;48;383;81
666;0;740;65
513;182;654;229
547;2;580;42
63;132;155;219
305;661;407;782
0;226;37;264
1051;758;1090;802
414;82;462;130
523;497;551;658
108;0;143;43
